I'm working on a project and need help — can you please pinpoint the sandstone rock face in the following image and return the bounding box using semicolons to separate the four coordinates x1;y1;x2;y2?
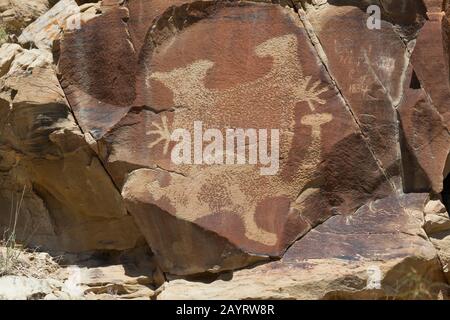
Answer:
56;0;450;278
0;40;141;252
423;199;450;283
0;0;50;37
398;3;450;193
304;4;406;187
127;5;386;272
0;0;449;299
159;194;446;299
0;275;60;299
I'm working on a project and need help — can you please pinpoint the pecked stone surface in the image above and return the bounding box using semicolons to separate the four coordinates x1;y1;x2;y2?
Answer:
58;5;137;139
158;194;447;299
302;3;408;188
58;0;399;274
0;0;446;295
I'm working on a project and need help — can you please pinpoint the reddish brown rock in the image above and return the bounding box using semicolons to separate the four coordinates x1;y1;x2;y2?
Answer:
0;0;447;300
323;0;426;26
126;0;190;54
398;67;450;193
304;4;408;187
422;0;443;12
411;11;450;128
397;2;450;194
115;2;392;274
158;194;447;299
59;6;137;139
54;0;448;279
0;44;141;253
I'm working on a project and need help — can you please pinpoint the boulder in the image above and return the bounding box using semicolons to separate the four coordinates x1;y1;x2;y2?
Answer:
302;3;408;188
423;199;450;283
18;0;101;50
0;43;141;252
398;66;450;193
112;1;391;274
158;194;447;299
0;0;448;299
397;2;450;193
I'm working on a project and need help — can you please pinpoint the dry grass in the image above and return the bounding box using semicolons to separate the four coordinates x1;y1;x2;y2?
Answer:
0;187;61;278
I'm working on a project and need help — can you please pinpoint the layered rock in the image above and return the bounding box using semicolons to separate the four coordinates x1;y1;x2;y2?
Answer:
423;199;450;283
158;194;447;299
0;40;141;252
301;3;407;188
398;2;450;194
18;0;101;51
0;0;449;299
0;0;50;37
54;0;449;281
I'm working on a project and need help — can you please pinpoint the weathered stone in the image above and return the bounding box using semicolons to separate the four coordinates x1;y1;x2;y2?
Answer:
314;0;427;28
0;44;141;252
0;43;22;77
422;0;443;12
429;235;450;283
59;6;137;139
57;1;396;274
0;0;50;36
2;0;447;299
424;200;450;233
126;0;190;54
18;0;101;51
158;194;447;299
423;199;450;282
397;3;450;193
0;276;61;300
58;265;154;299
398;67;450;193
379;0;427;25
122;2;392;274
304;4;408;187
412;10;449;127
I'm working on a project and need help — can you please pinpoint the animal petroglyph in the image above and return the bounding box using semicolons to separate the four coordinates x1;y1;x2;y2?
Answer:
296;76;328;111
145;34;333;247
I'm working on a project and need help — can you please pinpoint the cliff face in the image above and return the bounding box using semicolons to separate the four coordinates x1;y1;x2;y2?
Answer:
0;0;449;299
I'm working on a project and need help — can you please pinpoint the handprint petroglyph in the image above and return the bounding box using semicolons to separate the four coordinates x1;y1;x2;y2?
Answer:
297;76;329;111
147;115;171;155
145;34;334;246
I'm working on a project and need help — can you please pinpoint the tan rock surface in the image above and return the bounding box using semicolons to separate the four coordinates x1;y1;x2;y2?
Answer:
0;0;450;300
0;41;141;252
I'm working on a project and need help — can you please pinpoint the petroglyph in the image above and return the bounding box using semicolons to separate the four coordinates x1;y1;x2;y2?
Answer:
146;34;333;246
147;115;171;155
296;76;328;111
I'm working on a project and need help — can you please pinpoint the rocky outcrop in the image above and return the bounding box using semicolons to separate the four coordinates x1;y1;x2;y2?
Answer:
0;0;50;38
0;246;158;300
0;38;141;252
398;2;450;193
18;0;101;51
159;194;446;299
423;199;450;283
59;0;400;275
0;0;449;299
